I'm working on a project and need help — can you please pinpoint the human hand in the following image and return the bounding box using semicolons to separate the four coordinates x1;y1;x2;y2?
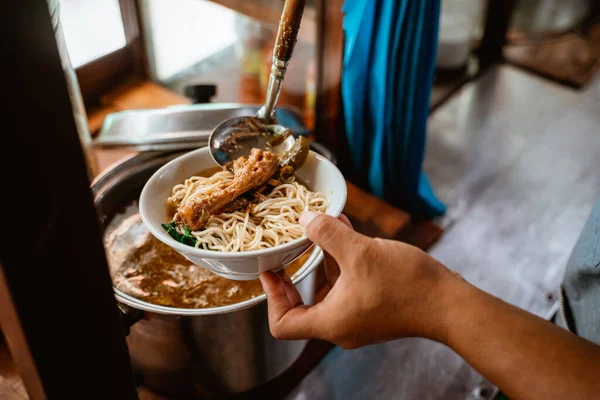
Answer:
259;212;463;349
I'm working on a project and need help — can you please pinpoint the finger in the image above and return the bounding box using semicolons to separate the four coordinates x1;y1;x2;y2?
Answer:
299;212;360;265
260;271;292;319
276;269;304;307
260;272;324;340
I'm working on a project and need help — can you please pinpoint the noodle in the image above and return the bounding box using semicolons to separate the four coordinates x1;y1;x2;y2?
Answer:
167;171;327;252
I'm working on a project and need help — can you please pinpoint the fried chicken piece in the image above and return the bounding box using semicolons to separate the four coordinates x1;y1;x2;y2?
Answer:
216;197;250;214
176;149;279;230
215;183;273;214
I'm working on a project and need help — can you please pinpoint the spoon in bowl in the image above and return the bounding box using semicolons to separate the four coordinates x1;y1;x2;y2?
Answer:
209;0;307;167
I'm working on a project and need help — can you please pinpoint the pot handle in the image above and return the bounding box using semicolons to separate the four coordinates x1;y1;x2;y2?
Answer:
117;302;144;336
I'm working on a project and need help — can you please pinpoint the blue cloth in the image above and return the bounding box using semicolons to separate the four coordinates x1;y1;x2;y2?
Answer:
341;0;377;173
342;0;445;219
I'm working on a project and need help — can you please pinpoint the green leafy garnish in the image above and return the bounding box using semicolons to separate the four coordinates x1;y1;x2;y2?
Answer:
161;222;197;247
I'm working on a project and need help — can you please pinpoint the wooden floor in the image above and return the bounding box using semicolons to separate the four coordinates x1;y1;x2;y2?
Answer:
425;65;600;314
287;65;600;400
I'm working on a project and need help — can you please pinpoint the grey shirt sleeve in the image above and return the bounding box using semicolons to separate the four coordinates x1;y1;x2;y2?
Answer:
559;196;600;345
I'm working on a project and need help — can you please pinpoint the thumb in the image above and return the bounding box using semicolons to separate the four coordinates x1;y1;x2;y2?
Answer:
260;271;323;340
300;212;360;265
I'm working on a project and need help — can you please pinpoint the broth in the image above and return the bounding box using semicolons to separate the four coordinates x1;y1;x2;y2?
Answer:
105;204;311;309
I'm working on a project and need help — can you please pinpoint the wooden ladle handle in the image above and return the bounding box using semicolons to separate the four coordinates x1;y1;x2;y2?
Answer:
273;0;306;61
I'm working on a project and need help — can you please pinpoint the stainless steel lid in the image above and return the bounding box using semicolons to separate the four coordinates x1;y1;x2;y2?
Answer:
94;103;310;152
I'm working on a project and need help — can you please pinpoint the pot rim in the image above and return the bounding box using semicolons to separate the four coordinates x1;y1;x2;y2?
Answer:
113;247;323;315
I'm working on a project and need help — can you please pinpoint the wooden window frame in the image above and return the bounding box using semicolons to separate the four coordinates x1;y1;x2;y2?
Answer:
76;0;148;106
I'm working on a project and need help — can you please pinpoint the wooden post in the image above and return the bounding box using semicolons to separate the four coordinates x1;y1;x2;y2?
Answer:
0;0;139;398
314;0;345;152
477;0;518;67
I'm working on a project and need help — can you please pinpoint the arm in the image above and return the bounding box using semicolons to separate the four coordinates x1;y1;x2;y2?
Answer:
260;212;600;400
444;279;600;400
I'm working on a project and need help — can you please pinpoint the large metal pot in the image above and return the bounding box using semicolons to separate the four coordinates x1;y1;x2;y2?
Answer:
92;145;333;399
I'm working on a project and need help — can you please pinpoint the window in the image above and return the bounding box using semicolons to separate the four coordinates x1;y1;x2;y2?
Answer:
54;0;146;106
60;0;127;67
142;0;238;81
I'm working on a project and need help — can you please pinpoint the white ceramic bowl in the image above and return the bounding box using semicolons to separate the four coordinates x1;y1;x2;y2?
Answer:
139;147;347;280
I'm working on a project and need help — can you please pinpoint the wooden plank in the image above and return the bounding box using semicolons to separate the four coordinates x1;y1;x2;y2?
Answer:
396;220;444;251
343;181;411;238
87;104;121;136
138;387;170;400
101;80;190;110
76;46;136;106
504;23;600;88
314;0;344;151
207;0;317;44
0;333;30;400
94;148;139;176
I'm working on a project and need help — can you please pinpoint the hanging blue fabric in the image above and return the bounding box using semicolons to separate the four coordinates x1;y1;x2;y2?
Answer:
388;0;421;200
412;0;446;218
342;0;446;219
341;0;377;177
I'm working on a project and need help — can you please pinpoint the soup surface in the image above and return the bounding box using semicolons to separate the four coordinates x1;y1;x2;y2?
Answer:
105;203;311;308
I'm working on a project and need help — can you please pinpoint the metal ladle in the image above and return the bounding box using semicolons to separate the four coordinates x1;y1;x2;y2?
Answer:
208;0;306;166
